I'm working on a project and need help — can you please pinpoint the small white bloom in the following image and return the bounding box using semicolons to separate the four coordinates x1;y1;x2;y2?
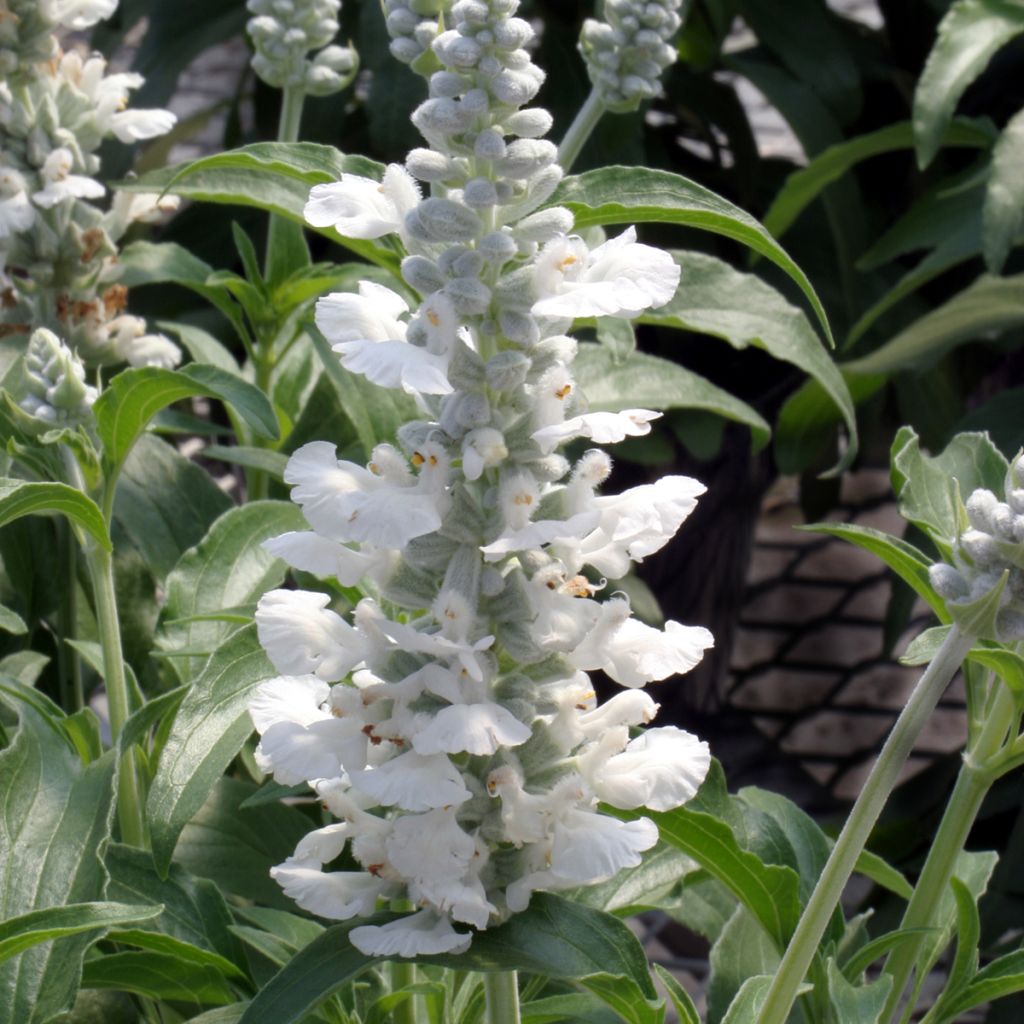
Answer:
531;409;661;455
350;910;471;957
305;164;420;239
480;511;600;562
349;751;472;811
41;0;118;29
256;589;367;681
386;808;476;883
284;441;446;549
581;725;710;811
412;702;532;756
570;598;714;687
32;149;105;209
109;108;177;143
262;531;394;588
461;428;507;481
532;227;681;318
0;167;34;238
270;859;390;920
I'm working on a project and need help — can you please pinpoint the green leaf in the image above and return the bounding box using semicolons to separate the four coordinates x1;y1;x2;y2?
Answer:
120;686;187;754
173;777;313;909
644;251;856;472
802;522;948;621
764;118;994;239
840;928;932;982
708;905;780;1023
0;695;116;1023
853;850;914;901
652;964;699;1024
719;975;774;1024
105;929;246;980
631;804;801;950
147;626;273;875
0;601;27;634
570;842;695;915
595;318;636;364
900;624;1024;701
573;343;771;450
936;948;1024;1022
238;893;658;1024
946;877;981;997
983;105;1024;272
113;433;231;580
80;951;236;1006
914;0;1024;167
0;479;110;552
95;364;278;472
0;903;161;963
844;273;1024;378
890;427;1008;547
158;320;239;374
824;958;891;1023
119;143;394;269
309;325;419;457
202;445;289;479
157;500;305;681
104;844;244;969
551;166;834;347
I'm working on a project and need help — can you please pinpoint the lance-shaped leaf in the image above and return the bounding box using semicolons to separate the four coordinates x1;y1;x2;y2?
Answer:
764;118;994;240
0;479;110;552
147;625;273;876
983;105;1024;272
901;625;1024;702
551;166;833;346
573;343;770;450
914;0;1024;167
0;695;116;1023
824;959;891;1024
640;251;856;473
81;951;237;1006
0;903;161;963
95;364;278;472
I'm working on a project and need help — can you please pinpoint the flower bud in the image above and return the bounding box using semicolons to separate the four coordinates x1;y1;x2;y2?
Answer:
479;230;518;263
21;327;97;425
408;197;482;242
402;255;446;295
514;207;574;244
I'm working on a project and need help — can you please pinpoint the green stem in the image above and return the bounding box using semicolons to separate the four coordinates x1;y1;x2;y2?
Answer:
391;962;418;1024
756;624;975;1024
56;517;84;712
484;971;520;1024
880;678;1015;1024
86;543;147;848
557;88;606;172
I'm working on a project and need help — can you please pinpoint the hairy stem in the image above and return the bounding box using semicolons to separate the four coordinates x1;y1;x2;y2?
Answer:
558;88;605;173
56;517;84;712
881;677;1015;1023
391;962;419;1024
756;624;975;1024
484;971;520;1024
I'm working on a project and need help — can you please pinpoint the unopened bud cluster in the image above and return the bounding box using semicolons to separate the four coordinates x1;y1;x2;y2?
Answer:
247;0;357;95
252;0;711;958
0;0;116;80
580;0;685;111
928;459;1024;641
20;326;96;425
384;0;452;70
0;0;181;371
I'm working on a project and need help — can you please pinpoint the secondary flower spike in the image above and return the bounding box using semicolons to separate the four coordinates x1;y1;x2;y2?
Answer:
250;0;713;958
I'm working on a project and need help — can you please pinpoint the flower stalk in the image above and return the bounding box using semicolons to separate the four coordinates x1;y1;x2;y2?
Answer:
484;971;520;1024
880;676;1016;1023
756;623;975;1024
556;88;605;173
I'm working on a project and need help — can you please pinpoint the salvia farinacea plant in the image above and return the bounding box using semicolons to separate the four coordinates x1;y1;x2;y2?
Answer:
248;0;714;957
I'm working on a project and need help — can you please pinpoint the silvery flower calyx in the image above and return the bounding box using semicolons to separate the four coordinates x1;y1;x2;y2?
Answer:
0;0;180;368
580;0;685;111
249;0;712;958
928;457;1024;642
246;0;357;96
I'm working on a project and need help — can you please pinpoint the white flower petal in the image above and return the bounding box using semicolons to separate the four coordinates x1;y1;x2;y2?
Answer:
386;809;475;883
249;674;330;733
255;717;362;785
480;510;600;561
590;726;711;812
349;910;471;957
293;822;352;863
315;284;407;344
110;108;177;143
304;165;419;239
412;703;532;756
550;810;658;883
271;859;387;920
262;531;392;588
531;409;661;455
256;589;367;681
350;751;471;811
335;339;454;395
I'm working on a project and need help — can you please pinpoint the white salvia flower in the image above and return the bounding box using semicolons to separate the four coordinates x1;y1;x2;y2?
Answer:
40;0;118;29
0;167;34;238
254;0;713;953
32;148;105;208
305;164;420;240
532;227;681;319
532;408;662;454
108;108;178;144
